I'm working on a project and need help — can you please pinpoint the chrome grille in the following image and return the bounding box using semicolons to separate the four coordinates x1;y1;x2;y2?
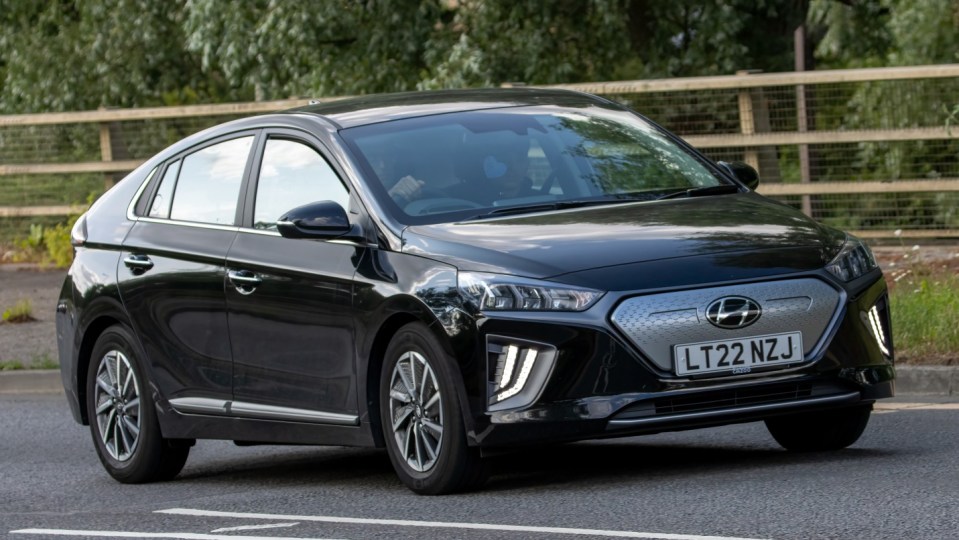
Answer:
610;278;843;373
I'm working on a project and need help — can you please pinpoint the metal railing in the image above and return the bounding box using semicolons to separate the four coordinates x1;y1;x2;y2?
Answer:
2;64;958;239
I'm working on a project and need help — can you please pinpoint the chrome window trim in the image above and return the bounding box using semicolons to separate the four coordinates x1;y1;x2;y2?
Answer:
136;216;240;233
125;167;240;233
125;166;159;221
240;227;282;237
236;226;379;248
169;397;359;426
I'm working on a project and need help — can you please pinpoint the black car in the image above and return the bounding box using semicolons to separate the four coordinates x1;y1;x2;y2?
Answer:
57;88;894;494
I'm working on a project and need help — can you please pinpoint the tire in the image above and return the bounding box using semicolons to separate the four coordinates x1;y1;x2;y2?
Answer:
765;404;872;452
86;325;190;483
379;322;489;494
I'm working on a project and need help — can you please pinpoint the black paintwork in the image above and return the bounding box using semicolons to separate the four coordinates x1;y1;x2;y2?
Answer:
57;89;894;452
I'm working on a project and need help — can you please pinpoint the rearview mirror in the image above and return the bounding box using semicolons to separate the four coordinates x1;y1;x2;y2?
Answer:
719;161;760;190
276;200;360;240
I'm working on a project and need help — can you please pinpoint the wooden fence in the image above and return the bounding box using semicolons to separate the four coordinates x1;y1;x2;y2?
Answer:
2;64;958;238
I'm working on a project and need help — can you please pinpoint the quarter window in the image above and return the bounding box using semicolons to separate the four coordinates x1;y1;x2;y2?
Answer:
253;139;350;230
169;136;253;225
148;160;180;218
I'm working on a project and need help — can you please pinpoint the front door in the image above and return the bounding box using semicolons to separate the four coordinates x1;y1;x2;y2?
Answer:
225;135;361;418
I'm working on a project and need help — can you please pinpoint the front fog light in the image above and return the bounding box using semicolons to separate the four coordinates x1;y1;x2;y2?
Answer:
826;235;878;282
487;336;557;412
459;271;603;312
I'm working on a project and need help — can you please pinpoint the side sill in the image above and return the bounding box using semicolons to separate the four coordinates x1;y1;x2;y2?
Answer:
169;397;359;426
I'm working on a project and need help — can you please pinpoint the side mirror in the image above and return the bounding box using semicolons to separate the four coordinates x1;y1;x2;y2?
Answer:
719;161;760;190
276;200;360;240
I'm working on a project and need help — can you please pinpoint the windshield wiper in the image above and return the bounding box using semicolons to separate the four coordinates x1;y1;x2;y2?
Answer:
656;184;741;200
464;198;635;221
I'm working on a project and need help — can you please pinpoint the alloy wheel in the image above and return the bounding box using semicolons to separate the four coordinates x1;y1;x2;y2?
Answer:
93;350;141;461
388;351;444;472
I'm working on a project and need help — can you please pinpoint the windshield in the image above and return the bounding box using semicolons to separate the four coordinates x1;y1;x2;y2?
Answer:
341;105;728;224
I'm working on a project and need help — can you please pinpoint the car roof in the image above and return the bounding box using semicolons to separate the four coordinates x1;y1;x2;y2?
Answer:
287;88;616;129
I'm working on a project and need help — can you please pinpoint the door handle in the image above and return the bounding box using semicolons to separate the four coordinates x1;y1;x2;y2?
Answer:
123;254;154;272
228;269;262;293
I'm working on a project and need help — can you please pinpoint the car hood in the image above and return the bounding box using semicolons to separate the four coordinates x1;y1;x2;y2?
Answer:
401;193;847;290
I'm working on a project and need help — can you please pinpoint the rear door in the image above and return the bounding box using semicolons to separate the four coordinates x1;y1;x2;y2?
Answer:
119;132;257;402
225;130;361;421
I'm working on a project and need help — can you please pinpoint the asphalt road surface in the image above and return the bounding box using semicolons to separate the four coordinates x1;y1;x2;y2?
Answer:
2;394;958;540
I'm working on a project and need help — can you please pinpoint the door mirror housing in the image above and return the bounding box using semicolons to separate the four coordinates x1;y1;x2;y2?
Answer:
276;200;362;240
719;161;760;190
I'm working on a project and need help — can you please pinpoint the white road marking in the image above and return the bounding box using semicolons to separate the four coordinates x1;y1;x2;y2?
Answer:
874;402;959;411
210;523;299;533
157;508;771;540
10;530;340;540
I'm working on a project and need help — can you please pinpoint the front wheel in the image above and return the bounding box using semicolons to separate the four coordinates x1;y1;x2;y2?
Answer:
86;325;190;483
765;404;872;452
379;322;488;494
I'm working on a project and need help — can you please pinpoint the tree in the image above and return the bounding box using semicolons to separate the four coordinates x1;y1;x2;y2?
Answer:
421;0;631;89
183;0;448;99
0;0;213;113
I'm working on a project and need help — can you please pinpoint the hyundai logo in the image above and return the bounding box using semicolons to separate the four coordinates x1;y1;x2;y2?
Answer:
706;296;762;329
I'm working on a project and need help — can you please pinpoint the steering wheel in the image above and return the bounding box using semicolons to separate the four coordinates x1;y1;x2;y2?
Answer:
404;197;484;216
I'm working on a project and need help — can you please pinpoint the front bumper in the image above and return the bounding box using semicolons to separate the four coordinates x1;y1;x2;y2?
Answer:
466;272;894;448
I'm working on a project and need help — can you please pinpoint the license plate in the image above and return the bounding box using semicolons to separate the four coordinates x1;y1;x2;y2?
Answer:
673;332;803;376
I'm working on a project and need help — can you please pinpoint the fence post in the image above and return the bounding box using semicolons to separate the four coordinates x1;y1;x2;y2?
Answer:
98;107;114;190
736;70;760;172
794;25;813;217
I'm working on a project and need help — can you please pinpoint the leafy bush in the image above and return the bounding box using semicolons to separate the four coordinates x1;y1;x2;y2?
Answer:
2;299;35;324
43;217;78;268
6;214;79;268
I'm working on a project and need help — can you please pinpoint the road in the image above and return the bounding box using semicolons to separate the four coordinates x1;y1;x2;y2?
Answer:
2;394;958;540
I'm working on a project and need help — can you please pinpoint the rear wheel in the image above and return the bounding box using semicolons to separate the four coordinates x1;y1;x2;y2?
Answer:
765;404;872;452
379;322;488;494
86;325;190;483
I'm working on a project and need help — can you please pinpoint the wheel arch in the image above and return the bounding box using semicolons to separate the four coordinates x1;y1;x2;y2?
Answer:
75;304;136;425
362;299;475;448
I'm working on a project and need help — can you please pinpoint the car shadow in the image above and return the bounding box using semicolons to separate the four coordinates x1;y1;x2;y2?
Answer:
175;445;397;487
171;435;896;494
482;439;894;492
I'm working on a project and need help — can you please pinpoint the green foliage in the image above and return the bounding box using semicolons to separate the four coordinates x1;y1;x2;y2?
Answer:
3;0;958;112
626;1;808;78
44;216;77;268
183;0;447;98
1;298;35;324
9;223;46;263
422;0;630;88
0;0;219;112
0;360;26;371
7;214;79;268
891;266;959;362
0;355;58;370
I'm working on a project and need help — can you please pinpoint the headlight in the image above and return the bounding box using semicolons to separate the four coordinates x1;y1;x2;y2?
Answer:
825;235;878;281
458;271;603;312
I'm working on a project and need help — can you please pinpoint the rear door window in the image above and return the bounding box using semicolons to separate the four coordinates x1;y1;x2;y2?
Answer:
169;136;254;225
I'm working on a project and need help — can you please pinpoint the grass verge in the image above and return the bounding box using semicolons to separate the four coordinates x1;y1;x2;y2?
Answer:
888;263;959;365
0;354;58;370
